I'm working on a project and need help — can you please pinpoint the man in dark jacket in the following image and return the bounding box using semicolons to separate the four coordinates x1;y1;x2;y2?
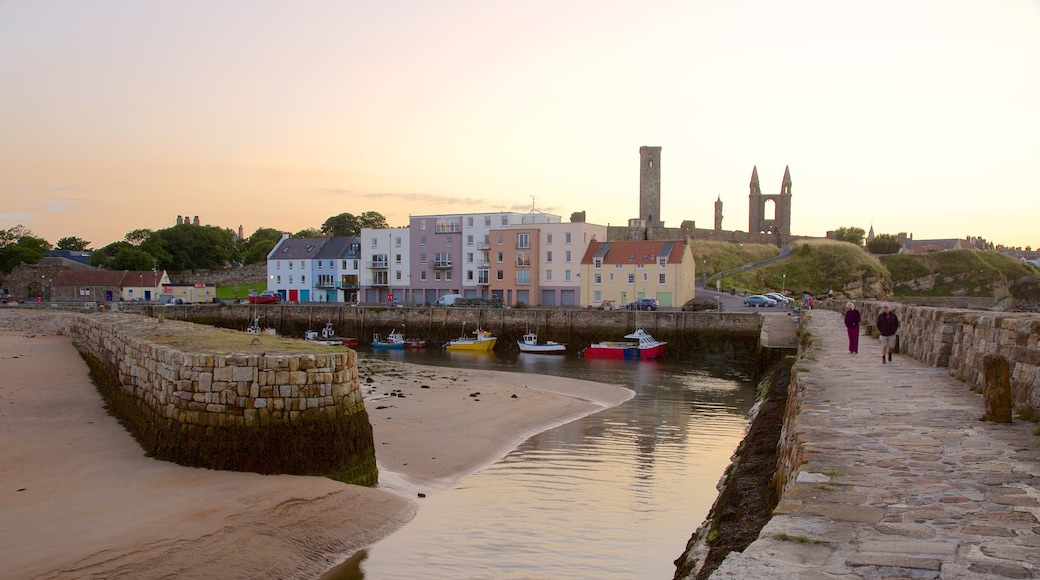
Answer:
876;305;899;364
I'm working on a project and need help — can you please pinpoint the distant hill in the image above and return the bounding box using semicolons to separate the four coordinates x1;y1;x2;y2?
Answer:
881;250;1040;303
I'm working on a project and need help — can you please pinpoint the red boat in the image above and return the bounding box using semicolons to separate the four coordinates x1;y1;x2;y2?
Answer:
579;328;666;360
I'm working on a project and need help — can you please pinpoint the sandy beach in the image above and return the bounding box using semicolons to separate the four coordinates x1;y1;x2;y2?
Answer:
0;311;632;579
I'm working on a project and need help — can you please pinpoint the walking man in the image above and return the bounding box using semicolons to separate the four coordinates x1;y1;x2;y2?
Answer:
876;305;900;364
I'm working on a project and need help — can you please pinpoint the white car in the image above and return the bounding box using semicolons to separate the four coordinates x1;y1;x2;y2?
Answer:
764;293;792;305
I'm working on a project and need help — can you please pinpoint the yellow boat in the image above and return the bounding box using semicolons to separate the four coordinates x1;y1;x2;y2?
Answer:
444;326;497;352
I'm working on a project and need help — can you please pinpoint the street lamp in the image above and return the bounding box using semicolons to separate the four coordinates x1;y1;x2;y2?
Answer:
782;272;786;294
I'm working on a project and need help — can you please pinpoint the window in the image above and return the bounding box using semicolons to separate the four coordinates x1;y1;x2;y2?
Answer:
496;234;503;245
420;236;427;247
467;252;474;263
546;269;553;281
395;236;402;248
301;275;306;284
435;271;441;280
420;271;427;281
300;261;304;269
446;270;452;281
467;216;474;227
565;251;572;262
289;275;294;284
341;260;347;269
396;271;402;280
637;264;645;269
593;258;602;269
277;262;281;270
318;261;322;270
516;252;530;267
628;274;635;284
277;275;281;283
395;254;402;264
420;253;427;264
659;273;666;284
420;220;427;230
517;233;530;249
467;235;474;246
594;273;602;284
445;236;452;246
546;233;553;244
496;270;504;281
516;270;530;285
615;264;623;269
546;250;553;262
371;237;378;248
501;216;508;226
497;252;504;263
289;262;293;269
593;290;601;302
467;270;474;281
485;216;491;226
565;232;572;243
643;273;648;281
564;270;571;281
658;257;667;268
609;273;614;281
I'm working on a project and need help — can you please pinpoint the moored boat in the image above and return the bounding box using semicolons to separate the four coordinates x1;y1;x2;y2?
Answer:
445;325;497;352
305;322;359;348
517;330;566;354
372;329;406;349
579;328;666;360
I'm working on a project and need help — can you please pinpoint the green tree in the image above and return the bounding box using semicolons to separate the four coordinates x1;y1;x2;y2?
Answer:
110;245;156;270
833;227;866;246
241;227;286;265
156;224;239;270
124;228;153;246
0;225;51;273
320;211;389;237
56;236;91;251
867;233;903;255
293;227;323;238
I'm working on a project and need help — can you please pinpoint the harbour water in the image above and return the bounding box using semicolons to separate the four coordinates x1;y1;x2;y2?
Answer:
326;348;757;579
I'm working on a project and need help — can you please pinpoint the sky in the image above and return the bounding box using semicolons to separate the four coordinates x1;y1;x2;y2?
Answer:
2;0;1038;250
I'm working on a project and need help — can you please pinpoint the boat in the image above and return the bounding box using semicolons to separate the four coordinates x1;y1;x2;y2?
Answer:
579;328;666;360
372;328;428;349
517;329;566;354
305;322;359;348
444;324;497;352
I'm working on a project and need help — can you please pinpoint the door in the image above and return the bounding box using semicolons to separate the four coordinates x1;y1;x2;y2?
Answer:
288;289;299;303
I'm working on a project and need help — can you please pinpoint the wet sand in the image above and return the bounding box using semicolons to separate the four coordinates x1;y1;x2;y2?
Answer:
0;311;631;579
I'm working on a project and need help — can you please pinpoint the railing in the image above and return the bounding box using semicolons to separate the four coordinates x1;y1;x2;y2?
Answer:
433;259;453;269
367;260;388;269
435;224;460;233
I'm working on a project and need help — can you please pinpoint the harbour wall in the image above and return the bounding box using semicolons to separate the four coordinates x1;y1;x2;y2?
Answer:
64;313;377;485
133;303;765;359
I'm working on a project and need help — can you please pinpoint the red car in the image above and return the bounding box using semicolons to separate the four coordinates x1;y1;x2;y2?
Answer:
248;291;281;304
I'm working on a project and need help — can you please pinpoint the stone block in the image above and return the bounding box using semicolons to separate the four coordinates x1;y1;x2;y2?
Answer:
983;355;1012;423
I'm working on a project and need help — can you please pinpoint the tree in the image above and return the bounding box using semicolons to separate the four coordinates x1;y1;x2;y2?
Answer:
867;233;903;255
293;227;323;238
0;225;51;274
320;211;389;237
833;227;866;247
124;228;153;246
56;236;91;251
241;227;286;265
156;224;239;270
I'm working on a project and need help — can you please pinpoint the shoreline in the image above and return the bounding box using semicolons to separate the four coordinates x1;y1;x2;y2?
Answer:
0;311;632;578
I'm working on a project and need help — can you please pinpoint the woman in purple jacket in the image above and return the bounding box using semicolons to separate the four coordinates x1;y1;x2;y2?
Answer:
844;302;861;354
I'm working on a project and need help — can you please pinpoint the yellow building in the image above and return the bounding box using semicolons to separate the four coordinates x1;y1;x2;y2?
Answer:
579;239;695;308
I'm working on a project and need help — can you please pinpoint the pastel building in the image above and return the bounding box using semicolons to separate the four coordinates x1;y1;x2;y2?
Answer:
580;239;696;308
267;234;361;303
360;226;410;304
489;221;606;306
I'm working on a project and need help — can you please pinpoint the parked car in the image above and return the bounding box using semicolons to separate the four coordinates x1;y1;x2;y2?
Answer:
626;298;659;311
764;293;792;305
744;295;778;307
436;293;465;307
248;290;281;304
594;300;620;310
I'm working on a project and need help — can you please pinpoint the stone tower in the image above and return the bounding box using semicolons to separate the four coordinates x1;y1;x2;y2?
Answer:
748;166;792;246
714;195;723;231
639;146;663;228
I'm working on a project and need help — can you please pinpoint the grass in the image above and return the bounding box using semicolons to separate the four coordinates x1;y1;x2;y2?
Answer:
216;282;267;300
724;239;890;297
690;240;780;280
882;249;1039;298
772;532;822;545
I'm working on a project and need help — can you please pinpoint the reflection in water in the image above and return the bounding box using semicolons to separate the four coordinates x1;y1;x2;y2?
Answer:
327;349;756;579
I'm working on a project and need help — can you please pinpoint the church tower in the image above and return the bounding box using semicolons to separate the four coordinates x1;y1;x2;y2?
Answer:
714;195;724;231
639;146;663;228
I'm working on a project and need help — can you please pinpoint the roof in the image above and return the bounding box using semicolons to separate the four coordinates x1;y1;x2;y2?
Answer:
269;237;329;260
314;236;359;260
580;239;687;265
53;270;126;287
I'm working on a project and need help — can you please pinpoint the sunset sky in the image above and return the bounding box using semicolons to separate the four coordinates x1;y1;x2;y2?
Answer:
2;0;1038;250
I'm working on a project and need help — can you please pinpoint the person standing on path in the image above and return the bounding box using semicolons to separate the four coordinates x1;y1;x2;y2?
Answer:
844;302;861;354
876;305;900;364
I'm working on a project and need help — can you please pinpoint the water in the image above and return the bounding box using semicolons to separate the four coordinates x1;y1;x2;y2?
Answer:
329;348;757;579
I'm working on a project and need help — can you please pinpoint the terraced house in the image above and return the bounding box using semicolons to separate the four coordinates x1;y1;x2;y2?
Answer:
579;239;696;309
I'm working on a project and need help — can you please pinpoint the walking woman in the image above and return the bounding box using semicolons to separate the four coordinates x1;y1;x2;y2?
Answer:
844;302;861;354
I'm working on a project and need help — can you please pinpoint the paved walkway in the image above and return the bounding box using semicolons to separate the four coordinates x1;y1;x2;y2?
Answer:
712;309;1040;579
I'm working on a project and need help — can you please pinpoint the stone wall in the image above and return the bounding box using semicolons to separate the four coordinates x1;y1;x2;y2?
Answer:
63;313;377;485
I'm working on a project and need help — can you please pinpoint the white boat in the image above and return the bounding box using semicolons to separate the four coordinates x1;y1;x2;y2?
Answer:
579;328;666;360
372;329;405;349
445;324;497;352
517;330;566;354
